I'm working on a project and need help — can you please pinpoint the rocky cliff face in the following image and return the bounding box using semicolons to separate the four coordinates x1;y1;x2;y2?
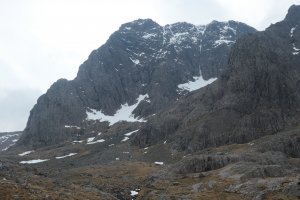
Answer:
18;19;255;147
132;5;300;152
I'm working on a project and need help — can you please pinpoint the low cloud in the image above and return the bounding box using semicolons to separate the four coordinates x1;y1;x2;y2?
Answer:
0;89;42;132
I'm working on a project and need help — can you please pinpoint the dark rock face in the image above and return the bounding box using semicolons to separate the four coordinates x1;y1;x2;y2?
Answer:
18;19;255;148
133;5;300;152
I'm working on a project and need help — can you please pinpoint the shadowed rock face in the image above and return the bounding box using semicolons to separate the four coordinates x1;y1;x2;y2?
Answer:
132;5;300;152
18;19;255;148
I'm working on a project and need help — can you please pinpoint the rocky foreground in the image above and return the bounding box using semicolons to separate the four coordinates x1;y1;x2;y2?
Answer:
0;125;299;199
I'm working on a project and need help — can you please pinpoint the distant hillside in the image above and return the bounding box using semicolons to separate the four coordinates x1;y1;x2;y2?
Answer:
0;131;22;151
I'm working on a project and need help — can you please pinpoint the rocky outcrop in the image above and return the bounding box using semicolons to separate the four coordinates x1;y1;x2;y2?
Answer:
133;5;300;152
174;154;237;174
18;19;255;148
254;129;300;158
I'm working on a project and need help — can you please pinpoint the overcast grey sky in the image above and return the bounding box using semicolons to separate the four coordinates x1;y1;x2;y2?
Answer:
0;0;299;132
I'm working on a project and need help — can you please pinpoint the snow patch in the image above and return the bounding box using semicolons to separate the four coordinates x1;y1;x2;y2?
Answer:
178;76;217;92
124;129;139;136
221;24;237;35
121;137;129;142
56;153;77;159
18;151;34;156
293;47;300;55
213;23;236;48
124;27;131;30
142;33;157;39
154;162;164;165
122;129;139;142
290;26;300;55
170;32;189;45
130;190;139;196
87;137;95;143
290;27;296;37
86;94;148;125
72;140;84;144
130;58;140;65
64;125;81;129
20;159;49;164
213;38;234;47
87;139;105;145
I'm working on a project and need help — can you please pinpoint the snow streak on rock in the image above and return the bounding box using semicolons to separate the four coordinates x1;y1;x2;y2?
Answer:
290;26;300;55
20;159;49;164
87;139;105;145
18;151;34;156
55;153;77;159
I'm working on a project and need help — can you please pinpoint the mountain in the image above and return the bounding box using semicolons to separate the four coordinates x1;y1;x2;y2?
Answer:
2;5;300;200
133;5;300;152
18;19;256;148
